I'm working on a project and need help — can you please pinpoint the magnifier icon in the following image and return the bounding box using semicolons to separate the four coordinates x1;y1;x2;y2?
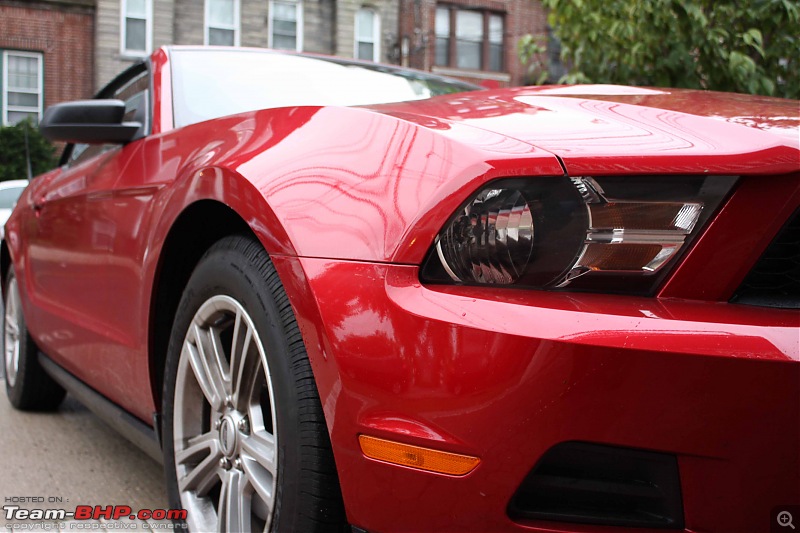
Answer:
779;511;796;529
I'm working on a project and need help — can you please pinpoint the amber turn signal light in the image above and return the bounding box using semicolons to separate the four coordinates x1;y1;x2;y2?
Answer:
358;435;480;476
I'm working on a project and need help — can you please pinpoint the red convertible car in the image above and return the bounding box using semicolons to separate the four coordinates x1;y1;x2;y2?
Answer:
3;46;799;533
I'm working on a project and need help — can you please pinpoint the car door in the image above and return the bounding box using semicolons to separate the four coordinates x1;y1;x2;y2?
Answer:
23;65;154;415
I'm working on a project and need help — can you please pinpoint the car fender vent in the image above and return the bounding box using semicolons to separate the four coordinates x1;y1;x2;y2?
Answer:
732;208;800;309
508;442;684;529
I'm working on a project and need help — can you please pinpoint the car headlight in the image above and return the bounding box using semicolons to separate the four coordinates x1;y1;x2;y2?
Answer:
421;175;737;295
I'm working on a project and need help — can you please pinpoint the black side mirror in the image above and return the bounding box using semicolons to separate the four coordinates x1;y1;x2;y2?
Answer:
39;100;142;144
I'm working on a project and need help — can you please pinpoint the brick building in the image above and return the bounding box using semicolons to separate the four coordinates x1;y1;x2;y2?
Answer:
95;0;400;90
0;0;548;125
0;0;95;126
399;0;547;87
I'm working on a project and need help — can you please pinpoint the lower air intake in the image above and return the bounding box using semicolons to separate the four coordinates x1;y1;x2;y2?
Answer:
508;442;684;529
732;208;800;309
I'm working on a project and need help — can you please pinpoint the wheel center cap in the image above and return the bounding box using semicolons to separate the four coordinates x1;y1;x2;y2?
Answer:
219;416;237;457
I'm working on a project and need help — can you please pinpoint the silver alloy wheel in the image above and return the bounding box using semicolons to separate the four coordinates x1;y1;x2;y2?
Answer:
4;276;21;387
173;295;278;532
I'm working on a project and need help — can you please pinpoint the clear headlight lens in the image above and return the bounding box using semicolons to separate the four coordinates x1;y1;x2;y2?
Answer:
422;175;737;295
436;188;534;284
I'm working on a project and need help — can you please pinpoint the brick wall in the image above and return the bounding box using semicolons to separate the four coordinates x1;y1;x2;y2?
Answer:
398;0;547;87
0;0;95;109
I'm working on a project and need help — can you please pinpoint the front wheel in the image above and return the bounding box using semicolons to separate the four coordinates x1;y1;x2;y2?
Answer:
162;236;346;532
3;267;65;411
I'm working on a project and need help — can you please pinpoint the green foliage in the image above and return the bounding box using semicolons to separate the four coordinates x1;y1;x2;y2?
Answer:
0;120;56;182
518;34;550;85
537;0;799;98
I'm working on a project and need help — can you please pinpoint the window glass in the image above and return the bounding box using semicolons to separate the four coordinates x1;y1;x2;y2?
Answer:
209;0;235;25
209;29;235;46
67;69;150;167
455;10;482;70
7;111;36;124
271;1;299;51
207;0;238;46
8;93;38;107
435;7;450;66
125;19;146;51
488;14;503;72
123;0;150;54
3;52;42;126
356;9;374;39
355;8;378;61
171;49;480;127
0;187;25;208
8;56;38;89
127;0;146;16
435;6;504;73
357;42;374;61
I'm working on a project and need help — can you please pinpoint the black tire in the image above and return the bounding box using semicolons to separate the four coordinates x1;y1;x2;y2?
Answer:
3;267;65;411
162;235;346;532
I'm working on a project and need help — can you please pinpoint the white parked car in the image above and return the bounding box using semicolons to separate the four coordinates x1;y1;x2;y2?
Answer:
0;180;29;240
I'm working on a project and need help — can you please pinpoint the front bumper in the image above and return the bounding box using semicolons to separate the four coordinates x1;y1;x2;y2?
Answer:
278;256;799;533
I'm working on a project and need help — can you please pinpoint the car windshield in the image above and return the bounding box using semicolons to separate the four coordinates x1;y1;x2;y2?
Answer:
0;186;25;209
170;49;480;127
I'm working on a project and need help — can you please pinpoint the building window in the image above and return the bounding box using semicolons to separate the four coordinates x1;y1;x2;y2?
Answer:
435;7;449;67
355;8;380;62
435;5;504;72
488;14;503;72
206;0;240;46
121;0;152;56
269;1;303;51
2;51;43;126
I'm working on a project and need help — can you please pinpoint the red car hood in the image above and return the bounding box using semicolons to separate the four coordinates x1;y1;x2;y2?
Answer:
367;85;800;176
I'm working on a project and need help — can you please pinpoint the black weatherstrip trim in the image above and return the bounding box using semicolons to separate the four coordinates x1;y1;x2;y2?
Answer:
38;353;163;464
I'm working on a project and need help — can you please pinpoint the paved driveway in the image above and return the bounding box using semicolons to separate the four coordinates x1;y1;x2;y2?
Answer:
0;338;167;528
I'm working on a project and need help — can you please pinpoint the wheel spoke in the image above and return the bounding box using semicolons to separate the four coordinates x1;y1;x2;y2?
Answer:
208;325;233;397
176;431;222;496
5;285;15;318
4;279;20;386
229;311;257;410
5;320;18;337
218;470;249;533
173;293;279;533
240;431;277;476
241;459;275;520
185;324;228;411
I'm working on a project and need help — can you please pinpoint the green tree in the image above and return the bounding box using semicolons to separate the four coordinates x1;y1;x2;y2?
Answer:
529;0;799;98
0;120;57;182
518;34;550;85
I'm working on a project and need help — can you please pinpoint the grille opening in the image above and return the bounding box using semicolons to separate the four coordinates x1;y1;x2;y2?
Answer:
508;442;684;529
732;208;800;309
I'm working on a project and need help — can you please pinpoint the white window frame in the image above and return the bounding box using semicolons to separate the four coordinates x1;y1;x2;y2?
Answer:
2;50;44;126
120;0;153;57
205;0;241;46
354;8;380;62
268;0;304;52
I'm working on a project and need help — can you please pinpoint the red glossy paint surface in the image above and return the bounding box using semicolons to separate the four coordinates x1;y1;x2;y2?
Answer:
4;47;799;532
370;85;800;177
279;257;798;532
661;172;800;300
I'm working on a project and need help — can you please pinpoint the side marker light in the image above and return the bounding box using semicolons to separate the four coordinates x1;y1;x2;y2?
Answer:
358;434;480;476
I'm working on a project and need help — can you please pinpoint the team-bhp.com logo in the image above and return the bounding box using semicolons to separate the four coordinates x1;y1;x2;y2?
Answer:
4;505;187;522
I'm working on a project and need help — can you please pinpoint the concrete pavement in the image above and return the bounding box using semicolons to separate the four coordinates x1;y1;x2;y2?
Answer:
0;364;167;529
